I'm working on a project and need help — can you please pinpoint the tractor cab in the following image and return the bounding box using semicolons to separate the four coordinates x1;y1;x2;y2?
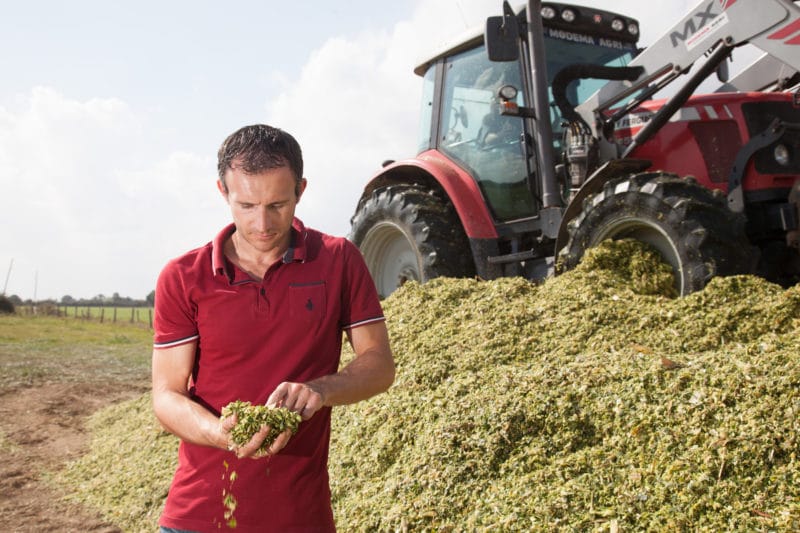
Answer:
415;4;639;222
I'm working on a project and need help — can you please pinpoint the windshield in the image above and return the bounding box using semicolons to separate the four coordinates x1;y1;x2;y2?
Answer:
542;30;636;150
429;30;636;223
438;46;536;221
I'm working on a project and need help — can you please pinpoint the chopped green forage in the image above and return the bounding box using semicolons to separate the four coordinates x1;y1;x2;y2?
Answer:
221;400;302;453
219;401;302;528
328;240;800;531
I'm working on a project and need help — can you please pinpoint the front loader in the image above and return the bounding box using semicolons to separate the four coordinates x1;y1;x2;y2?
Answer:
349;0;800;297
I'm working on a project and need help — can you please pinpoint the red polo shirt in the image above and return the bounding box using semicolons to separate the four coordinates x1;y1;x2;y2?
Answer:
153;218;384;533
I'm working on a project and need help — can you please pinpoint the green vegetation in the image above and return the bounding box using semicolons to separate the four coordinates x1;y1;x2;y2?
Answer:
59;305;152;322
329;241;799;531
0;315;152;390
0;295;14;314
222;400;303;453
218;401;304;528
0;429;20;453
13;305;154;326
18;240;800;530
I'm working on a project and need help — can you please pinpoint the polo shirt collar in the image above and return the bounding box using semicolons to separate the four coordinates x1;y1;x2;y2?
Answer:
211;219;308;280
285;218;308;264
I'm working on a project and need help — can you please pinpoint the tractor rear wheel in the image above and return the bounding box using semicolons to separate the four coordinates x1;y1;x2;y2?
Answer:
558;172;756;295
349;186;475;298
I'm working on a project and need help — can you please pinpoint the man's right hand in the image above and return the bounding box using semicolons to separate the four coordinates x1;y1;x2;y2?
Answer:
220;413;292;459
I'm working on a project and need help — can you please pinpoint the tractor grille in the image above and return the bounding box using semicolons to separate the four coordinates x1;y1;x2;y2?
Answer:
689;120;741;183
742;101;800;174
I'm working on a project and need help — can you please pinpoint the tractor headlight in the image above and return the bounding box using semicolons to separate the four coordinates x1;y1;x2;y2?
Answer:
611;18;625;32
628;23;639;36
774;144;791;167
541;6;557;20
561;8;576;22
498;84;518;101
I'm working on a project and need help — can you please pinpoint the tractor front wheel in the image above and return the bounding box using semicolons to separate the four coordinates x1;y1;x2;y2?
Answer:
349;186;475;298
558;172;756;295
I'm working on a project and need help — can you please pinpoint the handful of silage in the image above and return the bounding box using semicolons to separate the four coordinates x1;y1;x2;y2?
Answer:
221;400;302;453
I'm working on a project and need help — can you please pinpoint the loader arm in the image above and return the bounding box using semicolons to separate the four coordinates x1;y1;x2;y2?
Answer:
576;0;800;138
716;52;799;92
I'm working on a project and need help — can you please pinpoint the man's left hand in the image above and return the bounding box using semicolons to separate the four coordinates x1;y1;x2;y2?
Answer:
267;381;325;421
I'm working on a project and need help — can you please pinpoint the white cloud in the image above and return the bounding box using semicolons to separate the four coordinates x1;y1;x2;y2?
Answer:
0;87;140;220
265;0;506;238
0;87;225;300
266;30;420;237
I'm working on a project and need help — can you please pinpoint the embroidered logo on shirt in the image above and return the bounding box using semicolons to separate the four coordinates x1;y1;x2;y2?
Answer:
289;282;326;322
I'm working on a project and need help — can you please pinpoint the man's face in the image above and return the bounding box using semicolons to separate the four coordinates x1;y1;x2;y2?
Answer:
218;164;306;256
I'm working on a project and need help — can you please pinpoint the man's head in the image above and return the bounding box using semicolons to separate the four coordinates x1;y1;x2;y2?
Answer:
217;125;308;259
217;124;304;197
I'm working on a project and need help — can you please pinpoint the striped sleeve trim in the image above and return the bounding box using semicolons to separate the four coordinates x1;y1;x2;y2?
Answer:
153;334;199;349
342;316;386;330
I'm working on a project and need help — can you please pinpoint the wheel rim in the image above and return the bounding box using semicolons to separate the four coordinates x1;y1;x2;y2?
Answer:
360;222;422;298
594;217;685;292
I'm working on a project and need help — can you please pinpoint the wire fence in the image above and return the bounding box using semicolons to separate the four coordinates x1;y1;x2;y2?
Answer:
18;304;153;328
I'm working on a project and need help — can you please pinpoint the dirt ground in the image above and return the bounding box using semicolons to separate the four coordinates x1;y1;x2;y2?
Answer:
0;381;149;532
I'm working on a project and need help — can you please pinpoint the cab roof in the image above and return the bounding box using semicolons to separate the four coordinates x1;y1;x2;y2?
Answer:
413;2;639;77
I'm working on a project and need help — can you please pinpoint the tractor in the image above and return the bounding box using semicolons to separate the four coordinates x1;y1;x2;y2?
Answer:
349;0;800;297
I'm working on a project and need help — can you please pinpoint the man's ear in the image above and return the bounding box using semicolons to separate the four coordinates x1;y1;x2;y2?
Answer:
296;178;308;201
217;179;228;199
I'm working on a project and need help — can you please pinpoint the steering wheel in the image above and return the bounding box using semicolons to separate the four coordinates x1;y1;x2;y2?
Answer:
452;105;469;129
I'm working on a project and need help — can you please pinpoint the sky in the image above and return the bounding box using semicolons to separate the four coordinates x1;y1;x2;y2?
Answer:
0;0;759;301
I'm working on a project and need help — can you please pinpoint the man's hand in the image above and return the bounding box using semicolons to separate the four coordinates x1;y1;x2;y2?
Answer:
262;323;394;423
220;411;293;459
267;382;325;422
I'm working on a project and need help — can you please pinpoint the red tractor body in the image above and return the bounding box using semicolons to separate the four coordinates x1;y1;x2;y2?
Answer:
350;1;800;297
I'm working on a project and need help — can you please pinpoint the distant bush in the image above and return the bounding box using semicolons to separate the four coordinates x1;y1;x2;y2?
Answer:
37;303;60;316
0;295;15;314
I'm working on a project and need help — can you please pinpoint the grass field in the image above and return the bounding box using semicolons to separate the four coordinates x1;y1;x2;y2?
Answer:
15;305;154;326
0;313;152;391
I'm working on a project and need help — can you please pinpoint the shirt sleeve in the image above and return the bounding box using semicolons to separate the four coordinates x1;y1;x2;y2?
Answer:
339;239;385;330
152;259;199;349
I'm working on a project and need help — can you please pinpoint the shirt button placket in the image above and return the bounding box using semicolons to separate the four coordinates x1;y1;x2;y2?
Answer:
257;286;270;315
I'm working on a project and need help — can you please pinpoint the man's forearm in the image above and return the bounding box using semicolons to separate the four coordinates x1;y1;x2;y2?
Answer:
152;389;226;449
308;348;395;407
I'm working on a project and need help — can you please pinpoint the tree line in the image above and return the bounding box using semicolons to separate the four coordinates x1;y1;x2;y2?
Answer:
3;290;155;308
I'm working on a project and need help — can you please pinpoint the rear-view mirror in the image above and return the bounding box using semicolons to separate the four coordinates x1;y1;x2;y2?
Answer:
485;2;519;62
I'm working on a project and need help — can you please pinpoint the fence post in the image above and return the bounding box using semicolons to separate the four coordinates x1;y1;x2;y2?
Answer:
149;309;153;329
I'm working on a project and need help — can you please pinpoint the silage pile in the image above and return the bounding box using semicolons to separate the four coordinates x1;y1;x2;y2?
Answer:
329;240;799;531
53;391;178;530
54;240;799;531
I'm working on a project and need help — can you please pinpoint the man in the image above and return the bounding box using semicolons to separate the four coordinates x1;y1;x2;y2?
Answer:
151;124;395;532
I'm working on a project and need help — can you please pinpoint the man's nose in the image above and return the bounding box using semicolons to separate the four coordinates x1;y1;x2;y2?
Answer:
255;207;272;232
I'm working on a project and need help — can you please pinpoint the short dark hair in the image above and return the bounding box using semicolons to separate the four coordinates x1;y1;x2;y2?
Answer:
217;124;304;195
